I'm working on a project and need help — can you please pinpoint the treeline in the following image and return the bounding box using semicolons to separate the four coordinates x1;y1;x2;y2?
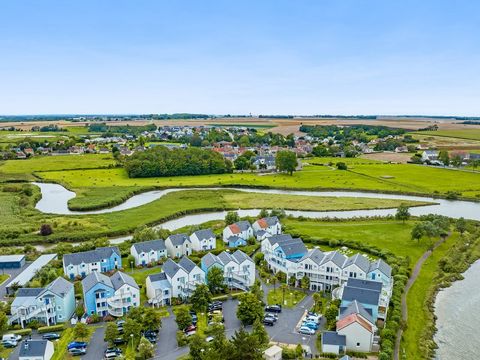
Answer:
88;123;157;135
124;146;232;178
300;124;405;140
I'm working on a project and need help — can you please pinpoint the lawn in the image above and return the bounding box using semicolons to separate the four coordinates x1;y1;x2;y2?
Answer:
413;129;480;141
0;273;10;285
126;266;163;303
267;287;306;308
401;233;459;360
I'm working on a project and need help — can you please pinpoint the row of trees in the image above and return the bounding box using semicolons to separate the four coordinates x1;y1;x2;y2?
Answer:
125;146;232;178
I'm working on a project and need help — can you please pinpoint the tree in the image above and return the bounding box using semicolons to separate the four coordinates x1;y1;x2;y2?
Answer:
395;204;411;223
132;225;157;243
336;162;347;170
126;255;136;270
237;292;263;325
300;275;310;293
312;293;323;313
175;306;193;331
0;312;8;334
73;322;89;339
252;318;269;348
231;328;263;360
142;307;162;331
207;266;226;294
234;155;250;170
123;318;142;341
190;284;212;315
411;223;424;242
275;150;297;175
225;211;240;225
456;217;467;235
324;302;340;330
205;324;233;359
189;334;207;360
104;322;119;345
137;336;155;360
250;279;264;303
438;150;450;166
39;224;53;236
258;209;269;219
451;155;463;167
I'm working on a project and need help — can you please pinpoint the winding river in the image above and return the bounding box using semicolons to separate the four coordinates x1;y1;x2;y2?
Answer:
32;182;480;357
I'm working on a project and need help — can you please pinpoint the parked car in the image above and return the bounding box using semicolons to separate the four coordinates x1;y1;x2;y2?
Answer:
208;302;222;311
264;315;277;323
112;338;126;345
206;336;214;343
42;333;61;340
191;314;198;325
302;321;319;330
266;313;279;320
69;347;87;356
2;334;21;342
0;340;17;348
299;326;315;335
184;324;197;333
105;347;122;359
263;318;275;326
265;305;282;313
305;315;320;324
67;341;88;349
105;348;122;355
143;330;158;338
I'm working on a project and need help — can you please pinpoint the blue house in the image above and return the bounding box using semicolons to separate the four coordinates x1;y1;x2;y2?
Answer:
63;247;121;280
367;259;392;288
228;236;247;248
340;279;382;322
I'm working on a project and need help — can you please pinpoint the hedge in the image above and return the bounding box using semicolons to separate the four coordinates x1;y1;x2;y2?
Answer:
12;328;32;336
38;324;65;333
211;294;228;301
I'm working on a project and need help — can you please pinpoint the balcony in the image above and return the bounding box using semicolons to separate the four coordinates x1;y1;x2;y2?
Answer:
107;292;135;317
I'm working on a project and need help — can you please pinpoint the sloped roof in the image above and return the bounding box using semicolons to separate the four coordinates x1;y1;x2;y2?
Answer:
63;247;120;266
337;313;374;333
228;223;241;234
339;300;374;325
232;250;251;264
16;288;44;298
322;331;346;346
178;257;197;273
201;253;220;269
167;234;189;246
19;340;50;357
275;238;307;257
147;273;171;291
110;271;139;290
300;248;325;264
265;216;279;226
343;253;371;273
42;277;73;298
232;221;251;232
191;229;215;241
82;272;113;294
267;234;293;245
342;286;380;306
368;259;392;278
320;251;347;268
162;258;181;278
346;278;383;292
217;251;234;266
256;218;268;229
132;239;166;254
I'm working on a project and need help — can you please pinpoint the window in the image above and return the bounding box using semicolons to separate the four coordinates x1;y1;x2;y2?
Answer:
357;342;360;347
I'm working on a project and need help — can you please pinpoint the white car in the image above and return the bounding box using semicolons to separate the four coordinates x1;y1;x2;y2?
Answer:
299;326;315;335
305;315;320;323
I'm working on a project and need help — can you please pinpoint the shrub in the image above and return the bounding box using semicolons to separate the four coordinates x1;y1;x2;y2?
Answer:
12;328;33;336
40;224;53;236
38;324;65;333
176;331;188;347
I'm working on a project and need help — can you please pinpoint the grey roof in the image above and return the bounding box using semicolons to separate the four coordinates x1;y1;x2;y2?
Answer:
267;234;293;245
19;340;50;357
227;235;244;244
16;288;44;297
368;259;392;278
191;229;215;241
148;272;168;282
342;286;380;306
81;271;113;294
339;300;374;324
110;271;139;290
217;251;233;266
232;250;250;264
347;278;383;292
300;248;325;264
344;253;371;273
234;221;252;232
256;230;267;236
322;331;346;346
178;257;197;273
162;258;181;278
6;254;57;289
132;239;166;254
167;234;189;246
275;237;307;258
63;247;120;266
320;251;347;268
265;216;280;226
202;253;220;269
43;277;73;298
147;273;171;290
0;254;25;262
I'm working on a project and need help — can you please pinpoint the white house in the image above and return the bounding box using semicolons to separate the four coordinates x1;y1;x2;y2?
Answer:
321;331;346;355
130;239;167;266
19;340;54;360
222;221;253;243
162;257;205;299
252;216;282;236
63;246;121;279
337;300;375;353
190;229;216;252
165;234;192;258
421;150;439;162
146;272;172;307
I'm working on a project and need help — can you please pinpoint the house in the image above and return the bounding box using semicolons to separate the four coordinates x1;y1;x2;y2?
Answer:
19;340;54;360
63;247;121;279
82;271;139;317
367;259;392;289
201;250;255;291
252;155;276;170
190;229;216;251
162;257;205;299
340;278;383;322
146;272;172;306
165;234;192;258
337;300;375;353
421;150;439;162
252;216;282;237
255;230;270;241
130;239;167;267
264;344;282;360
222;221;253;243
321;331;346;355
261;234;308;280
228;235;247;248
9;277;75;328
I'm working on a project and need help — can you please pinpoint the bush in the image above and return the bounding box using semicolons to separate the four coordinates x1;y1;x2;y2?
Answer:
38;324;65;333
176;331;188;347
40;224;53;236
12;328;32;336
336;162;348;170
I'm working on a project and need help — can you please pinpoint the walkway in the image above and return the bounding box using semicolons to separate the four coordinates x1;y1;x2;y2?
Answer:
393;235;448;360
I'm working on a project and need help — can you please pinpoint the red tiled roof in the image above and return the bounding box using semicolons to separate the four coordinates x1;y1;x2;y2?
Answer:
257;218;268;229
229;224;241;234
336;314;373;333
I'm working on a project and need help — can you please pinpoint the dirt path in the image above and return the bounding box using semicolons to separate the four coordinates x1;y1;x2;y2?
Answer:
394;235;448;360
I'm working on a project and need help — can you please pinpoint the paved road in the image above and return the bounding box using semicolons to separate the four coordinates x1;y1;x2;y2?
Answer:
0;265;28;299
84;325;106;360
154;308;187;360
393;235;448;360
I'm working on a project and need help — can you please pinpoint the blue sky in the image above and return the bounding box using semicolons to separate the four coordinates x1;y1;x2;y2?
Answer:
1;0;479;115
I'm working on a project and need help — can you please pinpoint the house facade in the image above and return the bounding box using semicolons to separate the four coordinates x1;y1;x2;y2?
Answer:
82;271;139;317
130;239;167;266
63;247;121;279
146;272;172;306
222;221;253;243
190;229;216;252
9;277;75;328
165;234;192;258
340;278;385;322
252;216;282;236
162;257;205;299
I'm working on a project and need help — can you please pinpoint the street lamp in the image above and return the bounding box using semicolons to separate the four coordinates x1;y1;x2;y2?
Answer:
130;261;133;272
130;334;134;351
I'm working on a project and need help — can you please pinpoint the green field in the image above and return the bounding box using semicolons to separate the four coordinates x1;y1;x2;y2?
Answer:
413;129;480;141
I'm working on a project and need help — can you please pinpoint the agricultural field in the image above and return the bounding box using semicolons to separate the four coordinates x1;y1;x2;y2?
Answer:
413;129;480;141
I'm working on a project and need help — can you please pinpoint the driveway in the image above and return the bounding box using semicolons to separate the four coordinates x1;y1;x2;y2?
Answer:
154;308;188;360
83;325;106;360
